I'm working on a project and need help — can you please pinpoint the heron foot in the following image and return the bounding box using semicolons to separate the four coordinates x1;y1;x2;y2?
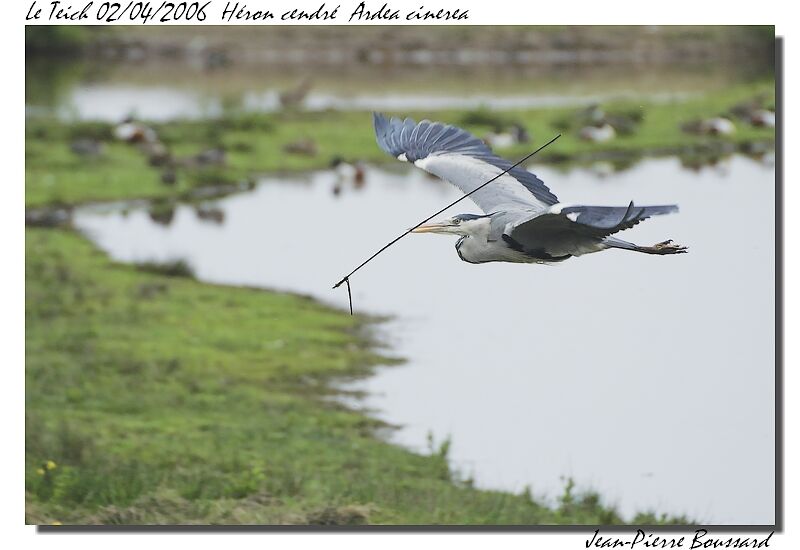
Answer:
645;239;688;255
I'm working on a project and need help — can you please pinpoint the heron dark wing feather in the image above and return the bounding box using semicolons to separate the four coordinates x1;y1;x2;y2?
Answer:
372;113;559;208
509;203;679;244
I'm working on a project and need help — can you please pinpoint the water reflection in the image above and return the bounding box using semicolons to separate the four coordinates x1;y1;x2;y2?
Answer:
74;156;775;524
26;57;767;122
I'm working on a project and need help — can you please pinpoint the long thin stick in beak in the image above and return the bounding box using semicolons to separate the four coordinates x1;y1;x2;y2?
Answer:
332;133;562;314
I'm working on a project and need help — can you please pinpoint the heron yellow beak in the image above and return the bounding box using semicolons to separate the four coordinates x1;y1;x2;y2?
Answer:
411;222;451;233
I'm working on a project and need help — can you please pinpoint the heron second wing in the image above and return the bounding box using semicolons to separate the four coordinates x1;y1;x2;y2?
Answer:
507;202;679;248
373;113;558;213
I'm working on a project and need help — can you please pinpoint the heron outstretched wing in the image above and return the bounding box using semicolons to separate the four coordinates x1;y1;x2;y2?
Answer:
373;113;558;213
505;202;679;247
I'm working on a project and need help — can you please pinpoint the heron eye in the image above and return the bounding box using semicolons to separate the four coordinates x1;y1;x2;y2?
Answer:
452;218;461;225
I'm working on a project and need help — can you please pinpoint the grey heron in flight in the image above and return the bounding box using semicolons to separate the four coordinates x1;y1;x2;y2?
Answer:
373;113;687;264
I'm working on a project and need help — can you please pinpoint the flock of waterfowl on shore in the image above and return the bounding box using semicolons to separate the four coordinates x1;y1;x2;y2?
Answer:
109;117;228;186
45;90;775;227
67;76;322;184
65;91;774;173
681;93;775;136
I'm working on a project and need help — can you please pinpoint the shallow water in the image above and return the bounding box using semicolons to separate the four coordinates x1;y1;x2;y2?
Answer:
45;83;698;122
27;59;751;123
74;156;775;524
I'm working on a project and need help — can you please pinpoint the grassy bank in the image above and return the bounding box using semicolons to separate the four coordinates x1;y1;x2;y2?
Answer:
25;81;774;208
25;228;687;525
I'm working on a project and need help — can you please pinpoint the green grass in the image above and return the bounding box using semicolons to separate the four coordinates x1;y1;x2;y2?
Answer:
25;80;775;208
25;228;688;525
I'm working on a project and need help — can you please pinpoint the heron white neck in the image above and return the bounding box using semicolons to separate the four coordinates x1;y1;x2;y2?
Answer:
460;217;492;239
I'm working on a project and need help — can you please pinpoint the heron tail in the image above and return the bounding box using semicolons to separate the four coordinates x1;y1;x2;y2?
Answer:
605;237;688;255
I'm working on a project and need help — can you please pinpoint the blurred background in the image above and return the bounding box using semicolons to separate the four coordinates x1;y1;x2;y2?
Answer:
28;26;774;120
26;26;776;526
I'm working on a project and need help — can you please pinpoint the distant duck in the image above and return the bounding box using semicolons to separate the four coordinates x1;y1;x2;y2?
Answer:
70;138;104;158
283;138;318;156
729;93;769;121
330;156;366;186
174;147;226;170
513;124;531;144
160;169;177;186
193;147;226;167
279;77;313;109
749;109;775;128
148;202;176;226
140;140;172;167
577;103;606;125
579;123;616;143
681;117;736;136
113;117;173;166
195;204;225;224
604;113;640;136
114;117;158;144
572;104;641;137
330;157;367;196
483;123;530;149
703;117;736;136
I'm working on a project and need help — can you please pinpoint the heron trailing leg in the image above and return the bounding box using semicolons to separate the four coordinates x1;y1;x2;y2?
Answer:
606;238;687;255
635;240;688;255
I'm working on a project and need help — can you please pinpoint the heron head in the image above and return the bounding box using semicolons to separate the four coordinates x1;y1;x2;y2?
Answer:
411;213;489;237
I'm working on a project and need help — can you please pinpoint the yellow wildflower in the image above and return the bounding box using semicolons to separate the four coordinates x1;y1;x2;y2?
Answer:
46;460;57;470
51;521;62;526
36;468;45;475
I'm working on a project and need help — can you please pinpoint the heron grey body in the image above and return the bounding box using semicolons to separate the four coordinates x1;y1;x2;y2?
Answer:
373;113;687;264
442;214;599;264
